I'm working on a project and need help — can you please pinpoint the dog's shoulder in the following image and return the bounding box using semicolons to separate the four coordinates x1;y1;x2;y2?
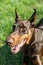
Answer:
28;28;43;58
35;28;43;42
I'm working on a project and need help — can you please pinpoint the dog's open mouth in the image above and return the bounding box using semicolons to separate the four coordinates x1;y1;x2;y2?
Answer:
11;39;26;54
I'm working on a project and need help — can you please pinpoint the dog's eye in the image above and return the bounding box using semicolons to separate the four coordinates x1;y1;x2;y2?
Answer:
19;23;24;28
12;24;16;32
19;25;27;32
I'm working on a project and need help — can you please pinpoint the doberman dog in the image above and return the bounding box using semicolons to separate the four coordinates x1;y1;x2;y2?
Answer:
5;9;43;65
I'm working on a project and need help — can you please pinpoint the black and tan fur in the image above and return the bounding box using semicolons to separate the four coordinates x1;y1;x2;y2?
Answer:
5;9;43;65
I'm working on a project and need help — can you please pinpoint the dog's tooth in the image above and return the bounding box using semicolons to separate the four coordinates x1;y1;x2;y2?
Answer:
21;40;23;44
11;46;15;50
11;39;26;54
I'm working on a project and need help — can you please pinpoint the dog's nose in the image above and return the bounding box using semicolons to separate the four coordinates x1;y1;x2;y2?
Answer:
5;40;8;44
5;40;11;45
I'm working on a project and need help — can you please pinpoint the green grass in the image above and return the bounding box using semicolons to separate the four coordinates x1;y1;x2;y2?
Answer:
0;0;43;65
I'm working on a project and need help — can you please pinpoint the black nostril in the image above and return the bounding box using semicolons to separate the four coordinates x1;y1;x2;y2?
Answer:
8;42;11;44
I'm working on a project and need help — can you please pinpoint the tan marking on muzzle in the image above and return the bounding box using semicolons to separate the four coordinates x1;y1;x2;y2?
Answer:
7;28;34;47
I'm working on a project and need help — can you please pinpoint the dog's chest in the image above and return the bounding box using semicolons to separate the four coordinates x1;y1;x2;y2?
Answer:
28;28;43;58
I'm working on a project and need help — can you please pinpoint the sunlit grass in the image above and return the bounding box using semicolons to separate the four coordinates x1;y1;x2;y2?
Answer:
0;0;43;65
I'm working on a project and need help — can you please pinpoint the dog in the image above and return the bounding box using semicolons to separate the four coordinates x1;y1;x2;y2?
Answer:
5;9;43;65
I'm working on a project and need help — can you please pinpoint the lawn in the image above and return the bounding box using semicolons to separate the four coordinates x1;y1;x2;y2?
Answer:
0;0;43;65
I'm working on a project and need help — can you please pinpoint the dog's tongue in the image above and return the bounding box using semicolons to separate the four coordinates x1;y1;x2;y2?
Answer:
11;39;26;50
16;39;26;49
11;39;26;54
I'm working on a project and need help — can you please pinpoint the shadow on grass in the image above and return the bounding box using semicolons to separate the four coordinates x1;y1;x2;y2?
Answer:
0;44;23;65
0;44;32;65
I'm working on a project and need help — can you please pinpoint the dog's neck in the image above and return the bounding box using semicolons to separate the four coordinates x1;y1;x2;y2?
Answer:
26;27;35;45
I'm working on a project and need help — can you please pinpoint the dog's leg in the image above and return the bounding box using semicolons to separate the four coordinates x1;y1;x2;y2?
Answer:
31;55;42;65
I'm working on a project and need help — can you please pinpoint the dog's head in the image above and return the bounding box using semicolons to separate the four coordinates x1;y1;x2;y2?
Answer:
5;9;36;54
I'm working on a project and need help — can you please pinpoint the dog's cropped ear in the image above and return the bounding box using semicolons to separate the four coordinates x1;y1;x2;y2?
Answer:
15;8;19;22
28;9;36;24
